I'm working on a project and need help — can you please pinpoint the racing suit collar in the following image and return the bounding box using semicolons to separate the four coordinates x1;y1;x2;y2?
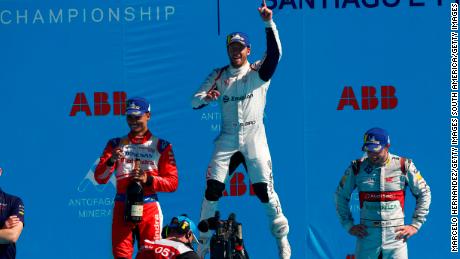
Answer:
128;130;152;144
228;62;250;75
384;153;393;165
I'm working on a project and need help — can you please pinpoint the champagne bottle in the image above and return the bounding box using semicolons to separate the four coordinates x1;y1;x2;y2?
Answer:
126;158;144;223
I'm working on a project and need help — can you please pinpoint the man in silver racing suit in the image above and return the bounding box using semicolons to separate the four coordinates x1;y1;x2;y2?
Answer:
335;127;431;259
191;1;290;258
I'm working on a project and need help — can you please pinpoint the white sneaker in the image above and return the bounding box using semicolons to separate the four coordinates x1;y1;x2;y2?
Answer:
277;236;291;259
197;238;210;259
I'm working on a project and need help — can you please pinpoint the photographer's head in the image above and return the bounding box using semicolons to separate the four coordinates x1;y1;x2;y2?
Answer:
163;215;199;246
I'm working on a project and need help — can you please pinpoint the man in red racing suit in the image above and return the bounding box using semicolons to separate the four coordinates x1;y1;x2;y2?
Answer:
95;97;178;259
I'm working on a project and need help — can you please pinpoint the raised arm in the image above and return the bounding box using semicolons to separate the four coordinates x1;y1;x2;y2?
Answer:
258;1;282;82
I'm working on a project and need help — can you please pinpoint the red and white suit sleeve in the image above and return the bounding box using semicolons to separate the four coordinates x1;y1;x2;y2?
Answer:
149;144;178;193
94;140;117;184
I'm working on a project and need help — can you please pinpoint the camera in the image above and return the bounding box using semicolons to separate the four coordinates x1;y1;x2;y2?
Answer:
198;211;249;259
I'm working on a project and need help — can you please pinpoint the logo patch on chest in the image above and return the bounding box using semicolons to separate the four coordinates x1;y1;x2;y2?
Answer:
363;177;377;185
364;165;373;174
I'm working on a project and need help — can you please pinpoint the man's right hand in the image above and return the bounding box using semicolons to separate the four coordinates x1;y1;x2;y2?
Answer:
110;148;124;163
204;89;220;102
258;0;273;21
349;224;368;239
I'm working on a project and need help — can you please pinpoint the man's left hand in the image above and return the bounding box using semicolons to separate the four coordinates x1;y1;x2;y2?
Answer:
132;170;147;184
395;225;418;241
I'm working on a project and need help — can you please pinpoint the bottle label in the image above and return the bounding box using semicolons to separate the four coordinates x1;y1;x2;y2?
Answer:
131;204;143;217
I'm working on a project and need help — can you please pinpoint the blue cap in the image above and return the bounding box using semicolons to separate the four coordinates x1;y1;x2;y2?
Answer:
126;97;150;115
226;32;251;48
362;127;390;152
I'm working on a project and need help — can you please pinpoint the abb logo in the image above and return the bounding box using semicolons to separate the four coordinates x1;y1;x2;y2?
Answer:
337;86;398;110
346;255;355;259
223;172;256;197
70;92;127;116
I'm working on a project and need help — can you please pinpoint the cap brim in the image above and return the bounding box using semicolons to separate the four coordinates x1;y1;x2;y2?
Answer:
191;233;200;244
362;143;383;152
126;109;146;115
227;40;248;47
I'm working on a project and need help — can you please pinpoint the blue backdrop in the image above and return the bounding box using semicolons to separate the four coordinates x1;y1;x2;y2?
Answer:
0;0;451;258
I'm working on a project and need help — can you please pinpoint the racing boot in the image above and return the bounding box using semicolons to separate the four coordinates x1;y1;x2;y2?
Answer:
270;215;290;259
198;198;218;259
197;237;211;259
276;236;291;259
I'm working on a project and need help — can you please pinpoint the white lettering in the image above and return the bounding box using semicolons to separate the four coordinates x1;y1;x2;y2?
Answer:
33;10;45;24
68;9;78;23
140;6;151;21
165;6;175;20
0;6;176;25
124;7;135;22
108;8;120;22
49;9;63;23
91;8;104;23
16;9;28;24
1;10;12;25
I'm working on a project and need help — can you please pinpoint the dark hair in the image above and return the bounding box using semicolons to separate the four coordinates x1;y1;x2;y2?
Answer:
162;216;192;238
